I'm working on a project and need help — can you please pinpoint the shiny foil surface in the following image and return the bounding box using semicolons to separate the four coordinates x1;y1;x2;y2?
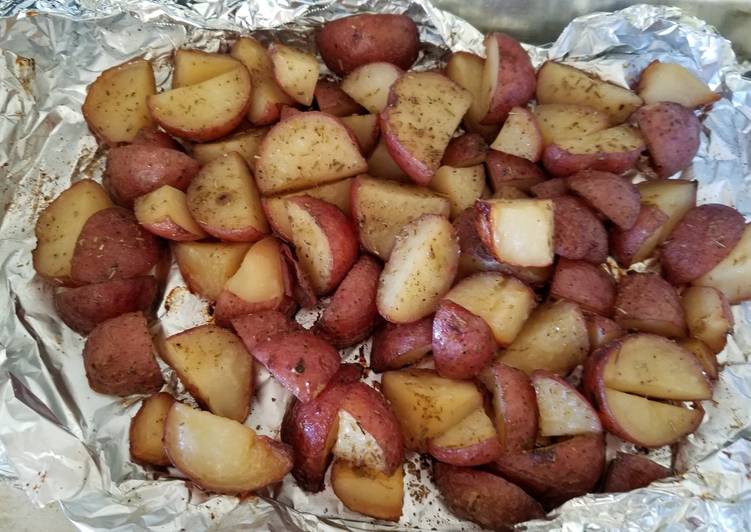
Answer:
0;1;750;530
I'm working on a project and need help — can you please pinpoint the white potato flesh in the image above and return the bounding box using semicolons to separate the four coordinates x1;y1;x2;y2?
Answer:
533;103;609;145
333;410;387;472
429;165;486;218
490;107;543;161
286;200;334;294
224;237;285;303
682;286;733;353
446;52;487;125
430;408;498;448
636;179;697;261
638;62;719;108
482;198;554;267
341;62;403;113
173;242;250;301
270;43;320;106
340;114;379;154
532;372;602;436
134;185;206;239
190;127;268;169
694;224;751;304
556;125;644;155
172;49;242;88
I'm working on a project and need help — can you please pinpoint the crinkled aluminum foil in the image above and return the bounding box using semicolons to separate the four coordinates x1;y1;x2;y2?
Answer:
1;1;750;531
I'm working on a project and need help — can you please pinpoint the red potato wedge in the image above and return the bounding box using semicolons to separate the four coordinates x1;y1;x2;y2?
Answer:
172;49;242;88
255;111;367;195
550;259;615;316
162;325;253;422
567;170;640;229
164;403;293;494
486;150;547;192
490;106;543;162
134;185;206;241
542;124;645;177
314;80;362;116
132;127;180;150
634;102;701;178
536;62;643;125
70;207;162;284
614;273;687;338
602;452;672;493
331;460;404;522
148;66;252;142
493;185;529;199
370;317;433;373
475;198;555;267
498;300;589;375
479;362;539;453
83;312;163;396
693;224;751;304
638;178;697;243
434;463;545;530
429;164;486;218
54;276;157;335
661;204;745;285
382;369;484;452
427;408;501;466
530;177;569;198
533;103;610;146
232;310;300;351
33;180;113;284
432;300;496;380
531;370;601;436
315;255;382;348
269;43;320;106
679;338;720;380
381;72;472;185
351;176;451;259
173;242;250;301
377;214;459;323
283;240;320;309
366;139;409;181
316;14;419;76
190;127;267;170
586;315;625;350
105;144;200;207
638;61;720;108
280;364;362;492
444;52;500;141
552;195;609;263
129;392;174;466
491;433;605;508
610;204;669;266
339;114;379;155
82;58;156;145
286;196;358;295
230;37;295;126
442;133;488;167
341;62;403;114
682;286;734;354
478;33;536;125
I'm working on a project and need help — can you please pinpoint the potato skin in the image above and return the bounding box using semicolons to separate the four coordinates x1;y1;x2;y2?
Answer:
314;80;363;117
661;204;745;285
370;316;433;372
481;33;537;125
568;170;640;229
552;196;608;263
214;289;296;328
551;259;615;316
434;463;545;530
531;177;569;198
316;14;419;76
602;452;671;493
231;310;300;351
442;133;488;167
634;102;700;178
586;314;625;349
105;144;200;206
610;204;668;266
486;149;547;192
542;143;641;177
132;127;180;150
432;300;495;379
83;312;163;396
614;273;687;338
54;276;157;335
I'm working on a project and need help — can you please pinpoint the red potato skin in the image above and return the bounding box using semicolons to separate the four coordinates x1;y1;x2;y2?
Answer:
314;80;363;116
105;144;200;206
567;170;641;229
542;143;642;177
139;217;204;242
442;133;488;167
231;310;300;351
54;276;158;335
132;127;181;150
586;314;625;350
315;255;382;349
602;453;671;493
634;102;701;178
281;244;318;309
82;312;163;396
481;33;536;125
486;151;547;192
70;207;162;284
370;316;433;372
316;14;419;76
432;300;496;379
531;177;569;198
281;364;363;492
553;196;609;264
661;204;745;285
614;273;687;337
427;436;502;467
214;289;296;329
550;259;615;316
279;105;303;121
610;204;668;266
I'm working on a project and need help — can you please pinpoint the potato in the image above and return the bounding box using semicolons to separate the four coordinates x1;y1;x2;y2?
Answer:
268;43;319;106
586;315;624;350
351;176;451;259
498;300;589;375
614;273;687;338
190;127;268;170
429;165;485;218
162;325;253;422
230;37;295;126
552;195;608;264
638;61;720;108
661;204;745;285
536;62;643;125
427;408;501;467
283;234;319;308
172;49;242;88
694;224;751;304
313;80;362;116
610;204;669;266
532;370;601;437
633;102;701;178
232;310;300;351
550;259;615;316
32;179;113;284
493;185;529;199
381;72;471;185
682;286;734;353
490;106;543;162
164;403;293;494
442;133;488;167
315;255;381;348
679;338;719;380
339;114;379;155
255;111;367;195
638;178;697;240
134;185;206;241
70;207;162;284
602;452;671;493
316;14;419;76
132;127;180;150
568;170;640;229
129;392;174;466
370;317;433;373
82;312;163;396
54;276;157;335
432;300;495;380
533;103;609;145
444;52;499;140
148;66;252;142
366;139;409;181
340;62;403;114
82;59;156;145
530;177;569;199
331;460;404;521
478;33;536;125
434;463;545;529
173;242;249;301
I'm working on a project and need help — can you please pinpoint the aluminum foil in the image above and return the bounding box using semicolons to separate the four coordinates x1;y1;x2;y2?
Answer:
1;1;750;531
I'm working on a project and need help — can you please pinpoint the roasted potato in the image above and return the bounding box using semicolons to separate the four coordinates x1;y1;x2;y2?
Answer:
442;133;488;167
341;62;403;114
269;43;320;106
314;79;362;116
552;195;608;263
602;453;671;493
567;170;640;229
530;177;569;198
429;164;486;218
633;101;700;178
331;460;404;522
486;150;547;192
586;314;625;350
490;106;543;162
432;300;496;379
190;127;268;170
614;273;687;338
445;51;500;140
134;185;206;241
370;317;433;372
682;286;734;353
173;242;250;301
129;392;175;466
550;258;615;316
427;408;501;466
637;61;719;108
610;204;669;267
533;103;609;145
693;224;751;304
171;49;241;88
231;309;300;351
532;370;601;437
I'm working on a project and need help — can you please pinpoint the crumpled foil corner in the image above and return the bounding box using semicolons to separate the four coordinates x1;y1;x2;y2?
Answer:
0;1;750;531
